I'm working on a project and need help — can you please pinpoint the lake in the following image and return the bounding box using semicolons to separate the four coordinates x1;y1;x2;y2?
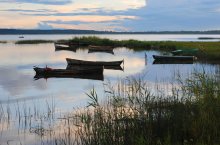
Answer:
0;34;219;144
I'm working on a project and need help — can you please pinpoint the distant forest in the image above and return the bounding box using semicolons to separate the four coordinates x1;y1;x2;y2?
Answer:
1;29;220;34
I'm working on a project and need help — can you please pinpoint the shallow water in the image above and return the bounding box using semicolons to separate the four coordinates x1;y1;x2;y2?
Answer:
0;35;219;144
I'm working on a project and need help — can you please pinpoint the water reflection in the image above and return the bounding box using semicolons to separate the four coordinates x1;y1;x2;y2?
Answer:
0;41;219;145
0;66;47;97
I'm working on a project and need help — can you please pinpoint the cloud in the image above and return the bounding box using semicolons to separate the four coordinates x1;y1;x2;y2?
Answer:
0;0;72;5
1;8;57;13
0;0;220;31
36;22;54;29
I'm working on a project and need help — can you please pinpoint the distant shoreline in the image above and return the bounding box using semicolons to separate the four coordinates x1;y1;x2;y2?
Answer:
1;29;220;35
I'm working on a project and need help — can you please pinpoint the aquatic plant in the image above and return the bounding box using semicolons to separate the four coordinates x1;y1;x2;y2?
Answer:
68;36;220;61
71;71;220;145
15;40;54;44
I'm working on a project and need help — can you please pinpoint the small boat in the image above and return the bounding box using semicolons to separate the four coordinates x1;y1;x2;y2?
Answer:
66;58;124;66
33;66;103;75
171;49;199;55
54;44;78;52
19;36;24;38
88;48;114;54
89;45;114;49
153;55;197;61
88;45;114;54
54;41;88;46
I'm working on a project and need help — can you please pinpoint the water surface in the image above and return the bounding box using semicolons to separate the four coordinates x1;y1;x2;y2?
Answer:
0;35;219;144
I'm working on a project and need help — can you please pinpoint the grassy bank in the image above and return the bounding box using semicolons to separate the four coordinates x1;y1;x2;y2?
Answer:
15;36;220;61
15;40;54;44
68;36;220;61
68;71;220;145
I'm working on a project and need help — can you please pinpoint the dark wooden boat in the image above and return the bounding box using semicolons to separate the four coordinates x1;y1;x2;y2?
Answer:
153;55;197;61
89;45;114;49
171;49;199;55
54;41;88;46
88;45;114;54
88;49;114;54
67;64;123;71
54;44;78;52
153;59;194;64
66;58;124;66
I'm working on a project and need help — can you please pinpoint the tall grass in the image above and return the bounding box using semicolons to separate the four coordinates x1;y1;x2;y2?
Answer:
71;71;220;145
68;36;220;61
15;40;54;44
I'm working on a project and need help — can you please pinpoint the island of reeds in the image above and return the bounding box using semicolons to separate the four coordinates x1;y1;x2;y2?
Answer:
15;36;220;62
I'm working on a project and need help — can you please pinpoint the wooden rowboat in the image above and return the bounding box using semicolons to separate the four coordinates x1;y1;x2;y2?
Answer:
54;44;78;52
89;45;114;49
171;49;199;56
88;49;114;54
88;45;114;54
66;58;124;66
54;41;88;46
153;55;197;61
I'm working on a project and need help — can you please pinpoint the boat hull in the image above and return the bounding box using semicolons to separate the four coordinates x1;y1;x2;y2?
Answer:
153;55;197;61
66;58;123;66
171;49;199;56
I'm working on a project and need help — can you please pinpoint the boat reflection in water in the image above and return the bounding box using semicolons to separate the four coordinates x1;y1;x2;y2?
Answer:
153;59;194;64
67;64;124;71
33;66;104;81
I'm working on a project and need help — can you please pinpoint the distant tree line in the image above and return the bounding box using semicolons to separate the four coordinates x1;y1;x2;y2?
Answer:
0;29;220;34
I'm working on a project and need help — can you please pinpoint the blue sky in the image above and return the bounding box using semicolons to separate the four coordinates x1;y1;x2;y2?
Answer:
0;0;220;31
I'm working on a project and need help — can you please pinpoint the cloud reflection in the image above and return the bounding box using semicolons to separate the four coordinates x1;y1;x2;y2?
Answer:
0;67;47;97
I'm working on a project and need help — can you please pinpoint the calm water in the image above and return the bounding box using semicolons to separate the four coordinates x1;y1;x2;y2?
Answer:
1;34;220;42
0;34;219;144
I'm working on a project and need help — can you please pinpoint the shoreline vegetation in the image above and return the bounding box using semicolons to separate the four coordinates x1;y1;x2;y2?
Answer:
15;36;220;61
70;71;220;145
15;40;54;44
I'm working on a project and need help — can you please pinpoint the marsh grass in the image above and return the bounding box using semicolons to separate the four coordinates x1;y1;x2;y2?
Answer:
15;40;54;44
68;36;220;61
69;71;220;145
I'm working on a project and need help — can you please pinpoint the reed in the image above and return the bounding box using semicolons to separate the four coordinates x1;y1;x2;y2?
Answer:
0;41;7;43
71;71;220;145
68;36;220;61
15;40;54;44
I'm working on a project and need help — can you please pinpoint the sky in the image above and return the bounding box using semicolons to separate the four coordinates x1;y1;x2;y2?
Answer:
0;0;220;31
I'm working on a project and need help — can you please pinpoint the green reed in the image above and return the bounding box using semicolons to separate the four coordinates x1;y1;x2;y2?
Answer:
15;40;54;44
68;36;220;61
70;71;220;145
